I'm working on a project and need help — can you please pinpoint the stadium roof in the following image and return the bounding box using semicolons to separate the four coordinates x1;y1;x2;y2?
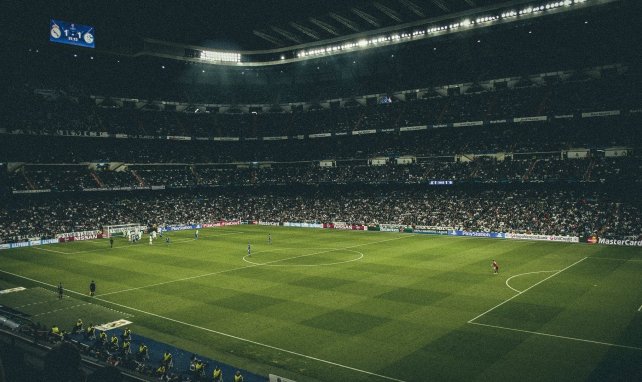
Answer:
1;0;618;51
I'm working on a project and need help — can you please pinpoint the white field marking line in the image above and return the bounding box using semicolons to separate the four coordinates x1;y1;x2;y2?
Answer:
15;297;71;308
90;296;408;382
469;321;642;351
505;270;559;293
242;248;364;267
101;235;408;297
0;268;407;382
638;304;642;312
587;257;642;262
468;257;588;324
33;302;92;317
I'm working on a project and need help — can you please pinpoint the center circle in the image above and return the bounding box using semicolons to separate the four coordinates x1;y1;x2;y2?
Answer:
243;247;364;267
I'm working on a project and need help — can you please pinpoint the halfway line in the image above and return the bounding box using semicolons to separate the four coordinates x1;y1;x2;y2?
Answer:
102;235;409;297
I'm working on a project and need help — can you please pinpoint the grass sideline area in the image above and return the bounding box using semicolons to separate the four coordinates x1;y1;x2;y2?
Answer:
1;225;641;381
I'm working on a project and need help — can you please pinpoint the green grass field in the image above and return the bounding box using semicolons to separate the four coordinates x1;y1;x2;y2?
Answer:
1;226;641;381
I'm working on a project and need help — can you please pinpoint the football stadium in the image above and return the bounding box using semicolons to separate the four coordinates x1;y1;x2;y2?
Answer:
0;0;641;381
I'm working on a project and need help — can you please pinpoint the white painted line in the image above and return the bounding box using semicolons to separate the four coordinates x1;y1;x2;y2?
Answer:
587;257;642;262
102;235;407;296
242;248;364;267
469;321;642;351
38;247;72;255
91;296;407;382
33;303;91;317
469;257;588;323
638;304;642;312
505;270;559;293
0;268;407;382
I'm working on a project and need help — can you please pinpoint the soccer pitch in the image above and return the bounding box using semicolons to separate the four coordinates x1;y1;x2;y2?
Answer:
1;226;641;381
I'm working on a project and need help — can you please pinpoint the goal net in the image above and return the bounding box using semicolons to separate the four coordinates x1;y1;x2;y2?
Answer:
102;223;147;238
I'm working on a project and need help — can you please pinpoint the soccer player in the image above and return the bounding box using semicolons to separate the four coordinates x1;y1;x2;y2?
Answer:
57;282;64;300
165;236;170;245
149;234;153;245
247;241;251;257
268;233;271;245
195;229;199;240
89;280;96;296
109;237;114;248
492;260;499;274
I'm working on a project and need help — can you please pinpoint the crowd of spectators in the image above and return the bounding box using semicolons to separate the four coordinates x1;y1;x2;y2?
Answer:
2;116;641;164
3;65;640;141
8;156;640;193
1;188;640;243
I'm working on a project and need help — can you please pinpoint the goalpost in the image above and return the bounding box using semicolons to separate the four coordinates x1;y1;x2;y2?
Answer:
102;223;146;238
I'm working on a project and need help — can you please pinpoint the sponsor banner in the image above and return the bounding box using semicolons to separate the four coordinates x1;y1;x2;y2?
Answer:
13;189;52;194
258;221;280;226
164;224;202;232
432;124;448;128
504;233;579;243
293;135;305;140
399;125;427;132
244;137;259;141
367;225;380;232
581;110;620;118
489;119;507;124
309;133;332;138
57;233;103;242
151;185;165;190
554;114;574;119
194;137;209;141
269;375;296;382
166;135;192;141
453;121;484;127
115;133;129;139
380;224;403;232
283;222;323;229
0;287;26;295
331;222;366;230
5;238;60;249
594;237;642;246
56;230;101;239
380;128;396;133
212;137;240;141
334;132;349;136
448;230;505;238
413;228;448;235
352;129;377;135
200;220;240;228
95;319;133;332
513;116;547;123
263;136;288;141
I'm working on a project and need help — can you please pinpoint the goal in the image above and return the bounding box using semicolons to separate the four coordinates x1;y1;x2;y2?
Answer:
102;223;146;238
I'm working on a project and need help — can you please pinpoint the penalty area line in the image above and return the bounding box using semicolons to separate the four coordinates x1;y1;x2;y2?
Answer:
469;322;642;351
469;257;588;323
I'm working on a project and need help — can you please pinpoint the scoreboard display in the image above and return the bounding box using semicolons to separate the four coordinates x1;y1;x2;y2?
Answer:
50;19;95;48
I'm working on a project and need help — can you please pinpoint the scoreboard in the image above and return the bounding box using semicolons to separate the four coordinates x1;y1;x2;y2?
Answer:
50;19;95;48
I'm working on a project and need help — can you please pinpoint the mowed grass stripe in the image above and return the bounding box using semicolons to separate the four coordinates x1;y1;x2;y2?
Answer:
2;226;641;381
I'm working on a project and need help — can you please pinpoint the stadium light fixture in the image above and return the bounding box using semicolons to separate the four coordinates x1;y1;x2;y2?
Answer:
199;50;241;63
